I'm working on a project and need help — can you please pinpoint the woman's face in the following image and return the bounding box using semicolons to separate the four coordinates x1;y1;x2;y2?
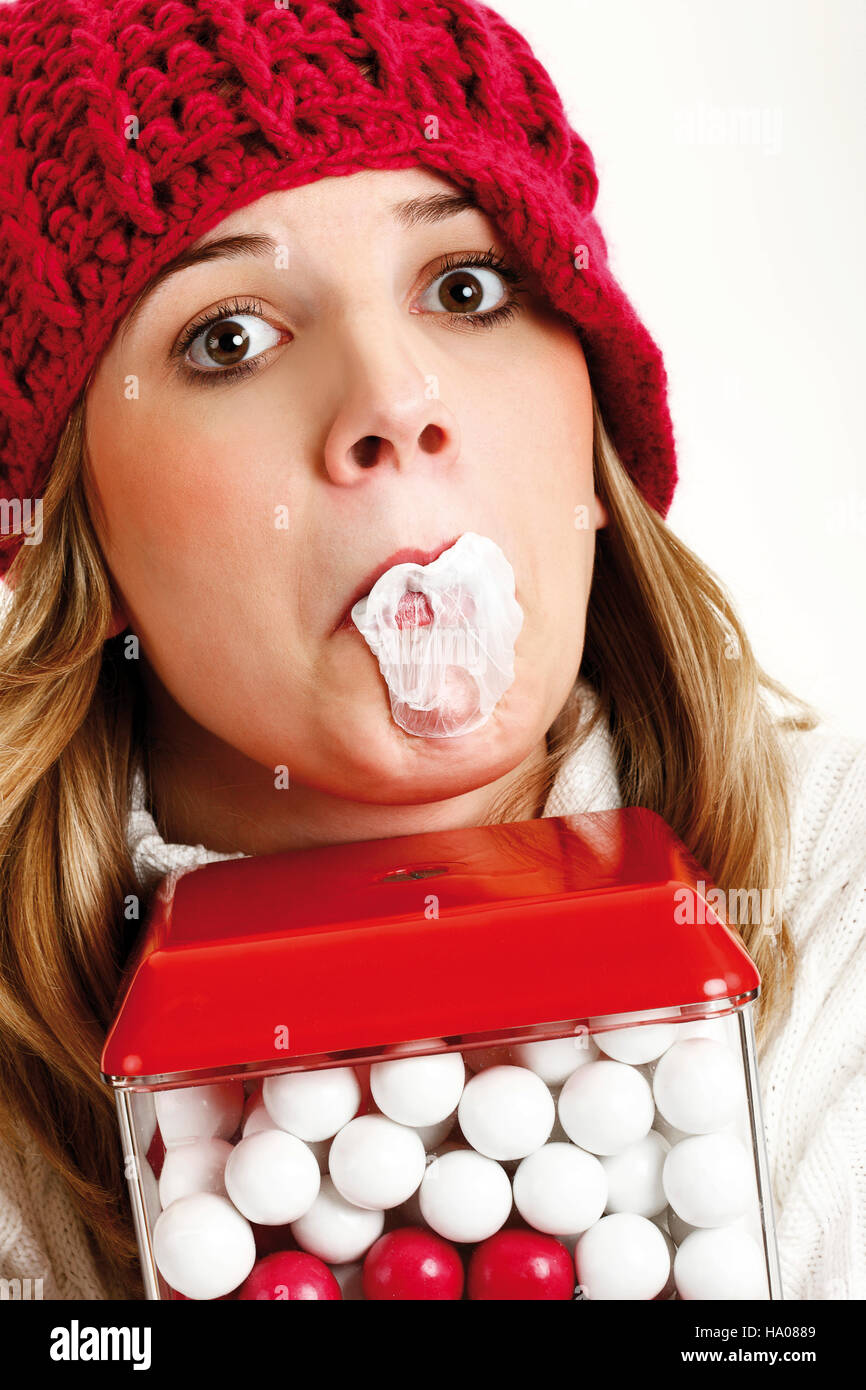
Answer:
84;165;605;838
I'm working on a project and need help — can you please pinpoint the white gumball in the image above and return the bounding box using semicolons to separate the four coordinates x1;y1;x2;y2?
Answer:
597;1024;677;1065
513;1143;608;1235
457;1065;554;1161
370;1049;465;1127
675;1226;770;1299
154;1080;244;1148
600;1130;670;1217
419;1148;512;1243
510;1033;599;1085
153;1192;255;1300
653;1038;741;1133
558;1061;654;1156
328;1114;426;1211
224;1129;320;1225
262;1066;361;1142
291;1174;385;1263
575;1212;671;1300
663;1133;753;1227
158;1138;232;1209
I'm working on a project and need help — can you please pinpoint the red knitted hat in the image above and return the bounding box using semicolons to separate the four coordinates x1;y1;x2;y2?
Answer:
0;0;678;580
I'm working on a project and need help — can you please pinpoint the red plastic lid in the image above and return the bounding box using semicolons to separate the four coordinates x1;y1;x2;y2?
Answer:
100;808;759;1084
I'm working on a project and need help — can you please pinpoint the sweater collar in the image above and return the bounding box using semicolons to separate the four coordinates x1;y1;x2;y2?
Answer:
127;678;621;889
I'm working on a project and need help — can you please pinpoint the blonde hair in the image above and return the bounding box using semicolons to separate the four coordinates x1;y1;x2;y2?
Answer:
0;389;819;1298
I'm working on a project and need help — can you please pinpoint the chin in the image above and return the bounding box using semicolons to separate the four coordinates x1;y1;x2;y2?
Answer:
348;699;541;798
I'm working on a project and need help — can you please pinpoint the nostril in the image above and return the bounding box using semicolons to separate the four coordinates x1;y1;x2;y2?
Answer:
349;426;445;469
419;423;445;453
352;436;381;468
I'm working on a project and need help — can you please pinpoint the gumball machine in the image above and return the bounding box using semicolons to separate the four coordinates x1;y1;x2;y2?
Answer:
100;808;783;1301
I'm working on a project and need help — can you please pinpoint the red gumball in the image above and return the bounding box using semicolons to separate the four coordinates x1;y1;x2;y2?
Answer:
468;1230;575;1300
237;1251;342;1301
363;1227;464;1301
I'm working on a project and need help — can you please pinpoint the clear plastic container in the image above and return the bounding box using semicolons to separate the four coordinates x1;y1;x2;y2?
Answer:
101;808;782;1301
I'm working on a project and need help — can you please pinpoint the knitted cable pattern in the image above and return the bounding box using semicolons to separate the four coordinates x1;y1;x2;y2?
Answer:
0;0;678;577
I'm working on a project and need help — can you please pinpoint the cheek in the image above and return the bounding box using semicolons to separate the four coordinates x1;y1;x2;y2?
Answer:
502;362;594;609
85;393;311;646
86;384;208;565
87;386;300;597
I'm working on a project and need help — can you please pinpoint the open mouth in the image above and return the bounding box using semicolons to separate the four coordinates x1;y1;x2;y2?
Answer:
334;535;462;633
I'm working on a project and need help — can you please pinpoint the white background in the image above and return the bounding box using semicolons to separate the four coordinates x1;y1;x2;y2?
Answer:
495;0;865;738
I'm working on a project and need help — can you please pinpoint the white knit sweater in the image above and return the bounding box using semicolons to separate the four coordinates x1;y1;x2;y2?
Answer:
1;682;864;1300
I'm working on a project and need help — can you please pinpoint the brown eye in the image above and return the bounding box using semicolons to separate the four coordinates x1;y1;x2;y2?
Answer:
421;264;509;317
438;270;485;313
186;314;282;370
201;319;248;367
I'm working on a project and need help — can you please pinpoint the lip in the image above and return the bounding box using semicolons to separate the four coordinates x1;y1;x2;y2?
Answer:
334;535;462;633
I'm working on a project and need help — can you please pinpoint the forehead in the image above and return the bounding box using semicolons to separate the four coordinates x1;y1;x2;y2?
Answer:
195;165;479;239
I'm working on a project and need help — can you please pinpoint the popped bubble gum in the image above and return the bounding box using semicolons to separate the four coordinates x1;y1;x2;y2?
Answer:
350;532;523;738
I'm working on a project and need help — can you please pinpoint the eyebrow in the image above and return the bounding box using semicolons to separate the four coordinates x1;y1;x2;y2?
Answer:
119;191;481;342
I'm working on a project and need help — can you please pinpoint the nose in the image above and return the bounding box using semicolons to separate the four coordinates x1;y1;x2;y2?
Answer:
321;313;461;485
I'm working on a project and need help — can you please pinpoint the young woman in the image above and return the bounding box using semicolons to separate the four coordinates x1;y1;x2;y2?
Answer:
0;0;863;1301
